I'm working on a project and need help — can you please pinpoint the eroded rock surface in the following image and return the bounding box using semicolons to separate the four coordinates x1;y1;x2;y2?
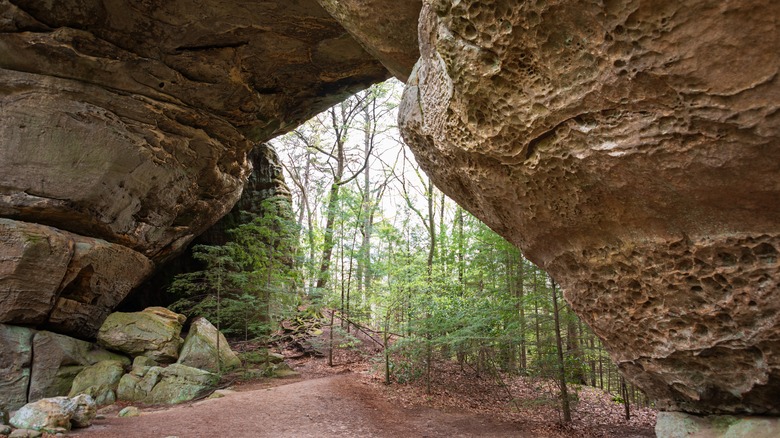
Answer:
0;325;34;411
316;0;422;81
0;0;388;338
28;331;129;403
177;316;241;373
400;0;779;415
117;363;218;405
97;307;185;362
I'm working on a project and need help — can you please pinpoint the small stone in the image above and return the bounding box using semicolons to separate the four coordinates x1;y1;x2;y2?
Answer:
69;394;96;428
272;362;299;378
0;425;12;435
117;407;140;418
9;429;42;438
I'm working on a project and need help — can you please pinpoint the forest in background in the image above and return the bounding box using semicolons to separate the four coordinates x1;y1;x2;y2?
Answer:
168;80;651;422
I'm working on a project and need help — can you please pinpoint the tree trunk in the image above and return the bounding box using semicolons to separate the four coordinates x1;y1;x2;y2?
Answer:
316;182;340;290
551;279;572;422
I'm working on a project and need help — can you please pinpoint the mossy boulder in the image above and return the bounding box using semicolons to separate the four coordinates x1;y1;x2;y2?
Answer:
68;360;126;405
97;307;185;362
9;395;95;432
176;317;241;373
28;331;128;403
117;364;218;405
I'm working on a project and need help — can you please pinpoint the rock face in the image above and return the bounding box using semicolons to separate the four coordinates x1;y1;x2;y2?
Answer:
124;142;295;310
0;325;34;411
656;412;780;438
0;325;127;411
177;317;241;373
316;0;422;81
0;0;389;339
0;219;154;338
400;0;779;416
28;331;129;403
97;307;185;362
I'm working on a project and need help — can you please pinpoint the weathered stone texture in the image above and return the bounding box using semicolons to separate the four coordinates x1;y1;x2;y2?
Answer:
0;325;34;411
96;307;185;362
656;412;780;438
177;316;242;373
117;363;217;405
0;0;388;337
27;331;129;403
68;360;126;406
400;0;779;415
0;219;153;337
317;0;422;81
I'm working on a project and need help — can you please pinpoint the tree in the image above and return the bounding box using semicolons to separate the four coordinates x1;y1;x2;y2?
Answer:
169;198;299;341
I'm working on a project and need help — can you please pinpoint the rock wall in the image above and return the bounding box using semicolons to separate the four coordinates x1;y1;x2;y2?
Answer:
316;0;422;81
0;0;389;338
124;143;294;311
399;0;779;415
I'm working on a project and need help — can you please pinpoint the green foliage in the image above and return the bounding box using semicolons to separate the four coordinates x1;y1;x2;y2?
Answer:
169;198;300;340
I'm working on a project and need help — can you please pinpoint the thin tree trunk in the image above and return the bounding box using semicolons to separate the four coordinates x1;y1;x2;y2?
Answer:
621;376;631;421
316;182;340;290
328;310;335;367
551;279;572;422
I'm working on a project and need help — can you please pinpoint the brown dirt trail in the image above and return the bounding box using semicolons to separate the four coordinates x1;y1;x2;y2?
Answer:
69;375;527;438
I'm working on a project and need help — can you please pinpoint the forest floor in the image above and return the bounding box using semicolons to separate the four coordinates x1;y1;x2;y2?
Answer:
69;347;655;438
68;317;655;438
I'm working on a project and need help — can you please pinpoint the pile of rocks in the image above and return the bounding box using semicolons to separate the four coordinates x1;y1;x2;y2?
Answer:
1;307;243;436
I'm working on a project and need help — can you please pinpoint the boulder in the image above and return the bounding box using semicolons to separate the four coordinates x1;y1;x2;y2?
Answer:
0;220;72;325
9;395;94;432
656;412;780;438
0;219;154;339
0;325;34;411
177;317;241;373
69;394;97;428
129;356;158;378
399;0;780;415
68;360;126;406
28;331;129;403
97;307;185;362
117;364;218;405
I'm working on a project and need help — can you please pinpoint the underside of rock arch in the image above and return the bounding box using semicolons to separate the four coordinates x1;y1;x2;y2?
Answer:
399;0;780;416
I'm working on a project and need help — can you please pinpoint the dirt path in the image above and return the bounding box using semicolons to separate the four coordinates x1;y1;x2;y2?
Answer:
69;375;527;438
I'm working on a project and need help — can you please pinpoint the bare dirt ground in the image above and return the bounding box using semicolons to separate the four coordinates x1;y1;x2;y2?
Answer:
68;354;654;438
69;373;527;438
67;322;655;438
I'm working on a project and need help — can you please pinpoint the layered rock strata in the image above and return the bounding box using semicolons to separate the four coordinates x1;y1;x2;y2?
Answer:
0;0;389;337
400;0;779;415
